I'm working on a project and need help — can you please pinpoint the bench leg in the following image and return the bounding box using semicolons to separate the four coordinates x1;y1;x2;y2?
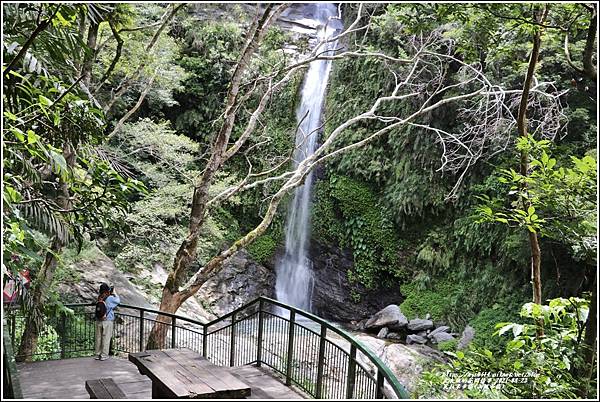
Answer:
152;382;168;399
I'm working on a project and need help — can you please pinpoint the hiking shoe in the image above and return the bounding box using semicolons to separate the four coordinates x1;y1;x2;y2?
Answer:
99;355;109;361
94;355;101;360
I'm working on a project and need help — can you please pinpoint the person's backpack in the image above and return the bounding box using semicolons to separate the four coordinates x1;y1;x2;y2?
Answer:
95;299;107;320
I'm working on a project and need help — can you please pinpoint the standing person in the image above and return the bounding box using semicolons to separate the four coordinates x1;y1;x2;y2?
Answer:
94;283;120;361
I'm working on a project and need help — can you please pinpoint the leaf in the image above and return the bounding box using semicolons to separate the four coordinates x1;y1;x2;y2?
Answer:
512;324;524;337
10;127;25;142
27;130;37;144
498;323;514;336
4;110;18;121
49;149;69;179
39;95;53;107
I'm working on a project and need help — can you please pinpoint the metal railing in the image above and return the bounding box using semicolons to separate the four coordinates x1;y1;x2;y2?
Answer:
6;297;409;399
3;318;23;399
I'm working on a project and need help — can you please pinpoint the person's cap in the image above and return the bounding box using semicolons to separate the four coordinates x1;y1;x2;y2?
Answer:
99;283;110;293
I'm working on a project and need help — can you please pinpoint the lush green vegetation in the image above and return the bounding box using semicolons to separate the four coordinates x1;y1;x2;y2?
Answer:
2;3;596;399
417;297;594;399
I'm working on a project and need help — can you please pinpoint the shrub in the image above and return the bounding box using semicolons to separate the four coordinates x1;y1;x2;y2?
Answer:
417;297;596;399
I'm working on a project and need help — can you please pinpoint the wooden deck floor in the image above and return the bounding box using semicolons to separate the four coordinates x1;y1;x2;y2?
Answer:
16;356;306;399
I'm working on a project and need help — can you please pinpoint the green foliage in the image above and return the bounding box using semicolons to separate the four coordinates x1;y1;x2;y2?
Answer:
170;20;243;137
468;301;523;351
437;339;458;352
3;4;146;283
104;119;246;274
312;174;407;289
475;135;597;261
247;235;277;265
400;281;445;320
418;297;596;399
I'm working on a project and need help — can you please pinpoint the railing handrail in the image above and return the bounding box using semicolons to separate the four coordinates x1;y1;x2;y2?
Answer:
256;297;410;399
32;297;409;398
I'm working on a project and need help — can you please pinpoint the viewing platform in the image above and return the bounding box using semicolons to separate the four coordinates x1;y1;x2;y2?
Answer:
4;297;409;399
17;355;304;399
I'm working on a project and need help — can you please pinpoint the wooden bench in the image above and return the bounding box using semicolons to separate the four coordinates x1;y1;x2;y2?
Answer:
85;378;127;399
129;349;251;399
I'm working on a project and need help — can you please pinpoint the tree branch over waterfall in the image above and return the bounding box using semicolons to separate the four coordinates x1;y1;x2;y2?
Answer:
146;5;566;348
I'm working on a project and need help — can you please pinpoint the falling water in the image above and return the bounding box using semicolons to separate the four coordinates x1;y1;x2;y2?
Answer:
275;4;341;311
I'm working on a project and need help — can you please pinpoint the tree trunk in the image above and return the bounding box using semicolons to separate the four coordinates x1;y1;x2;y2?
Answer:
107;74;156;139
104;4;184;113
16;237;63;362
145;284;182;349
516;5;548;337
581;4;597;81
82;20;99;88
143;8;289;348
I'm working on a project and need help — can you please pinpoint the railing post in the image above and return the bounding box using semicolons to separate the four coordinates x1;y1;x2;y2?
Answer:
229;312;236;366
10;314;16;345
171;316;177;349
376;369;384;399
315;326;327;398
202;325;208;358
346;344;357;399
256;299;264;367
285;310;296;385
59;313;66;359
139;310;145;352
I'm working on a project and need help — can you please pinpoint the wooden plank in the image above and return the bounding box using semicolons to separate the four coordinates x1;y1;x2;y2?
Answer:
130;350;217;398
85;378;126;399
162;349;251;396
18;354;307;400
86;379;110;399
229;366;305;399
18;356;154;399
101;378;127;398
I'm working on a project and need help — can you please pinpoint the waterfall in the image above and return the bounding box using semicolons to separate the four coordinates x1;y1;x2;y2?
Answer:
275;4;341;311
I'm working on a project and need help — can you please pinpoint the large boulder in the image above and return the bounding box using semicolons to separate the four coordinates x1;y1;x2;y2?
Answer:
406;334;428;345
377;327;389;339
364;305;408;331
407;319;434;332
431;332;455;344
196;249;275;317
56;249;153;310
354;334;436;394
386;332;404;341
427;326;450;339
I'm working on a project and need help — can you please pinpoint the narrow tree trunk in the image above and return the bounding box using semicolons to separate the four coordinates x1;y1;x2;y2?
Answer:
82;20;99;88
104;4;184;113
16;237;63;361
516;5;548;337
582;5;597;81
